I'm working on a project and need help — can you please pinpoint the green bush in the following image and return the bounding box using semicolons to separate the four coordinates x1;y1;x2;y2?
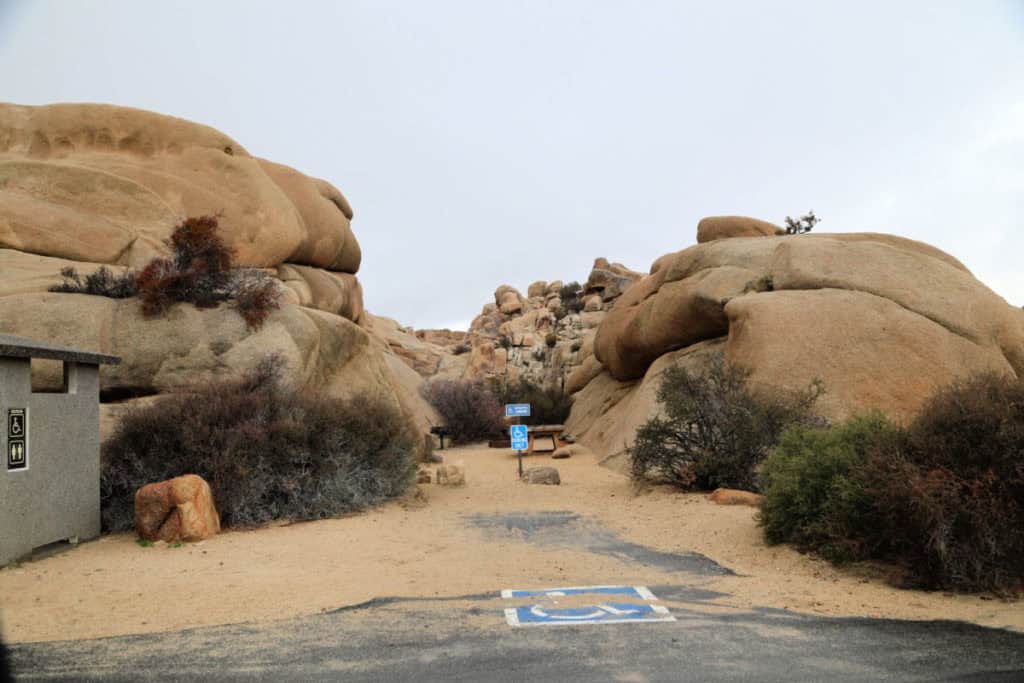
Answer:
421;379;505;443
759;413;898;563
101;356;416;531
630;354;823;491
559;281;585;314
558;281;582;301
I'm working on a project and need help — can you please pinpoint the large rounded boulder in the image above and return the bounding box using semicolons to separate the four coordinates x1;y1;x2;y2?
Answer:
569;224;1024;458
0;103;360;272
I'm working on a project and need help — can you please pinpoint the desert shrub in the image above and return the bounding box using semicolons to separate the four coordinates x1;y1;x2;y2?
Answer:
490;378;573;425
559;281;585;313
50;265;138;298
101;356;417;531
630;354;824;491
559;281;582;301
545;332;558;348
229;272;283;329
861;373;1024;592
759;413;899;563
421;379;505;443
50;215;281;329
136;215;238;314
497;335;512;351
783;210;820;235
452;343;471;355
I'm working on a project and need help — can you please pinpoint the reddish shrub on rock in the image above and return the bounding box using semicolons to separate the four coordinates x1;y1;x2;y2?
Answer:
50;214;282;329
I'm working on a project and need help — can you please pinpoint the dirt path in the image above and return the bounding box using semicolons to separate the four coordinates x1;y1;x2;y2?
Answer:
1;444;1020;643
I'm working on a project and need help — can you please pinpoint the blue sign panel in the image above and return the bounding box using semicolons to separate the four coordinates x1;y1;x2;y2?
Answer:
502;585;674;627
505;403;531;417
510;424;529;451
503;585;655;600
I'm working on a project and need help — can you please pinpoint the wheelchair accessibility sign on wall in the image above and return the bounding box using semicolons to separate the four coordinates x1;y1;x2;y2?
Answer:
502;585;675;626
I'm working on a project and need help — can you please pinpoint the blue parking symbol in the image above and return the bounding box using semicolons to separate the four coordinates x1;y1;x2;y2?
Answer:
503;585;653;600
502;585;675;627
510;424;529;451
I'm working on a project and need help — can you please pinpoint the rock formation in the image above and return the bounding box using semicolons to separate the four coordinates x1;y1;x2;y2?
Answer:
0;103;436;442
452;259;643;389
135;474;221;542
566;219;1024;460
374;258;643;393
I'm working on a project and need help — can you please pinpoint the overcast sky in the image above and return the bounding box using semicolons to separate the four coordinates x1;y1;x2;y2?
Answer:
1;1;1022;329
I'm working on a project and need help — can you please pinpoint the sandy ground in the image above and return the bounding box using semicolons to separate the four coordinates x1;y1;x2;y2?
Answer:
1;444;1021;644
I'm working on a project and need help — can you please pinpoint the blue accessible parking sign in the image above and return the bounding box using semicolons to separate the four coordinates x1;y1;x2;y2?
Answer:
502;585;675;627
505;403;531;418
510;424;529;451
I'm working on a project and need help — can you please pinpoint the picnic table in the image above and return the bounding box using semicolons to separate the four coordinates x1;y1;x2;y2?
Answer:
525;424;566;454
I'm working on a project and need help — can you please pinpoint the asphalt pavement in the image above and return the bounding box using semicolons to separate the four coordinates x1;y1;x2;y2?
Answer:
7;584;1024;682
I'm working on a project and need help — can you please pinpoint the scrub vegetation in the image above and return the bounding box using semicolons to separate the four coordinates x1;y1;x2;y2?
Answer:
634;355;1024;593
101;356;417;530
50;215;281;329
629;354;824;491
761;373;1024;593
421;379;505;443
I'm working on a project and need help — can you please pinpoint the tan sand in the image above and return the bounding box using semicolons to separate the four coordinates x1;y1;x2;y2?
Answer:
1;444;1020;643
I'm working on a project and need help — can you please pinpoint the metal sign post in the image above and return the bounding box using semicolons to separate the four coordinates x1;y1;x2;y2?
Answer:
510;424;529;477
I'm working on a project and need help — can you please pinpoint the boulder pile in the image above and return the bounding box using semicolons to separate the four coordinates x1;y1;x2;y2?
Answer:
373;258;643;392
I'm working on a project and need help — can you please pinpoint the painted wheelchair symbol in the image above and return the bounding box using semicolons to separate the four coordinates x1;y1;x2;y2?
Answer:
503;585;675;626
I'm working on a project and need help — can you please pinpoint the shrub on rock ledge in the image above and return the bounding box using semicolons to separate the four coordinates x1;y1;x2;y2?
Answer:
51;215;281;329
101;356;417;531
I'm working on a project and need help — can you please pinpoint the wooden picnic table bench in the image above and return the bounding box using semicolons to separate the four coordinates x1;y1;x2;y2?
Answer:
525;424;566;454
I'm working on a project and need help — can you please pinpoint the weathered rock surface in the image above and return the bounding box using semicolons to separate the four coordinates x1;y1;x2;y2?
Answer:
696;216;781;243
568;223;1024;460
495;285;525;315
522;467;560;485
584;258;643;303
135;474;220;542
0;103;361;271
0;103;437;447
551;444;589;459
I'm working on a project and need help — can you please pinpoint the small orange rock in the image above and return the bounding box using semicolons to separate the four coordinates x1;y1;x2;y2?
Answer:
708;488;763;507
135;474;221;542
